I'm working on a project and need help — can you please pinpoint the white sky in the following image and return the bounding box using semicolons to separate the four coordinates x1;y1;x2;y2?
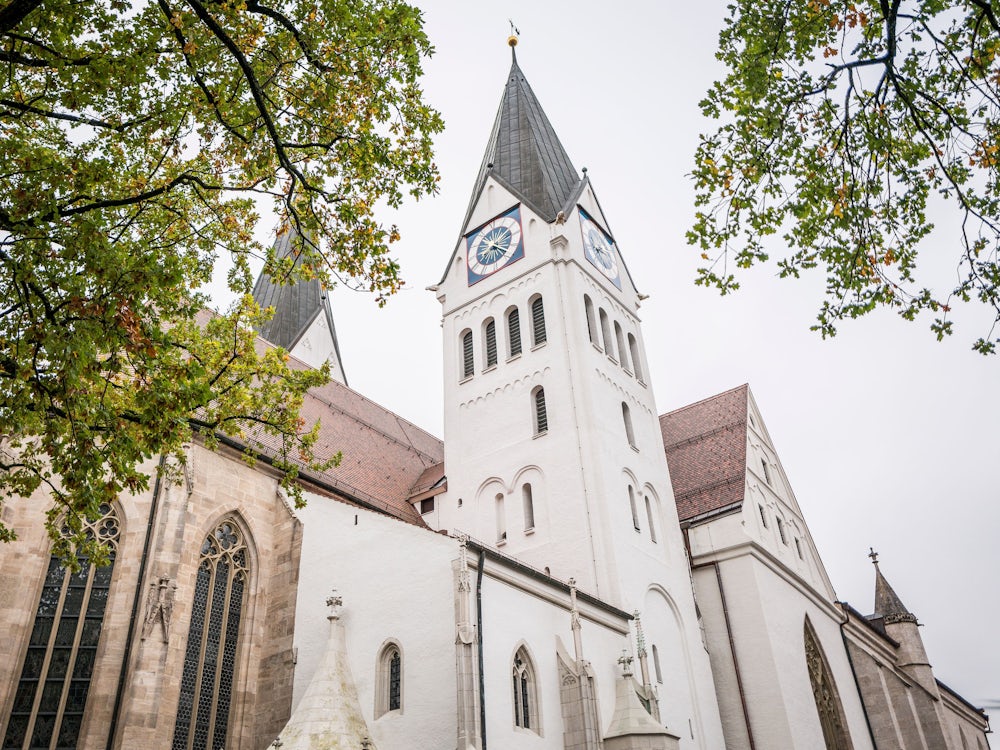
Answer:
216;1;999;717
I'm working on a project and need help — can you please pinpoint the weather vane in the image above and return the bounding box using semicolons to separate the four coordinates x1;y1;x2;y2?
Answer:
508;19;520;48
868;547;879;565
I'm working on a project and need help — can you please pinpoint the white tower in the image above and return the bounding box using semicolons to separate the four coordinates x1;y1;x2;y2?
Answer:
429;48;725;749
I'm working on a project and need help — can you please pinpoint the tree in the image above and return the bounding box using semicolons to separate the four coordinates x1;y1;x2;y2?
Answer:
0;0;443;563
690;0;1000;353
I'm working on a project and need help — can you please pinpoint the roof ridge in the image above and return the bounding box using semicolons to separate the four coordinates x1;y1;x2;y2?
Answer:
659;383;749;421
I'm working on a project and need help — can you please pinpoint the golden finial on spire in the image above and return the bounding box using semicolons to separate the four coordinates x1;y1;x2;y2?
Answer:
508;19;520;48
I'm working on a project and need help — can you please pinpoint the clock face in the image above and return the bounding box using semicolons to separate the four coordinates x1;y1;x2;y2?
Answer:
579;208;622;288
465;206;524;285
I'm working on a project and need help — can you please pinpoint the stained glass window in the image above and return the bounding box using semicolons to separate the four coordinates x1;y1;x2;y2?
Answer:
2;503;120;750
512;647;538;733
172;519;249;750
376;643;402;717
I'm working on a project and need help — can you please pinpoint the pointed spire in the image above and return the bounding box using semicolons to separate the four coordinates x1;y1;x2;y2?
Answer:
464;53;581;225
251;225;347;382
870;549;917;624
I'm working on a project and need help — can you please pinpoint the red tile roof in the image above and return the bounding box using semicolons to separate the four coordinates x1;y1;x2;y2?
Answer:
659;384;749;522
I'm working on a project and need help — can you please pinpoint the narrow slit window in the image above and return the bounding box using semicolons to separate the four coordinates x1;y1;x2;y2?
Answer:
584;295;599;348
622;402;636;449
628;333;643;382
652;644;663;683
496;494;506;544
778;518;788;545
533;387;548;435
462;330;474;379
761;459;773;485
645;496;657;543
599;309;614;357
615;321;630;371
531;297;546;346
484;319;497;369
507;308;522;357
629;486;641;532
795;538;804;559
758;504;769;528
522;484;535;531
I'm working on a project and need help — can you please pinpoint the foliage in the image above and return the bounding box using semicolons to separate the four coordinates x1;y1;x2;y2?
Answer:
691;0;1000;353
0;0;443;564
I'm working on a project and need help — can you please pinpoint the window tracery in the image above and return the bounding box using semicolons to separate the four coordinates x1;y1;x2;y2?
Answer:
512;647;539;733
804;619;854;750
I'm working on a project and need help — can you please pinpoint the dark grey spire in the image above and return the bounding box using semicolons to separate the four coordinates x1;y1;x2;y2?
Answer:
252;226;347;383
464;57;581;224
871;551;917;625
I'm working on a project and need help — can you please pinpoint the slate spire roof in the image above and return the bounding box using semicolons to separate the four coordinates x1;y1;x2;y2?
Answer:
465;52;581;224
251;225;346;382
872;558;918;625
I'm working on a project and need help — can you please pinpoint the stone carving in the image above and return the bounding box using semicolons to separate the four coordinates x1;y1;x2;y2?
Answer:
326;589;343;620
141;576;176;643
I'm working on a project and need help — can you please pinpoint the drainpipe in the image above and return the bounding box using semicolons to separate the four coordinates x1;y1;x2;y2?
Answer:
476;549;487;750
107;453;167;749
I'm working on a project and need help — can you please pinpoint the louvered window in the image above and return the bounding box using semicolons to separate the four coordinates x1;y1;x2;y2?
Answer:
615;321;630;372
507;308;522;357
172;519;249;750
485;320;497;368
533;387;547;435
530;297;546;346
462;330;474;379
3;504;120;750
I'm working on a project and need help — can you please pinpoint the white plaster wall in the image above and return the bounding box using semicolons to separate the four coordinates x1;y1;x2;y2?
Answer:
292;493;459;749
288;307;345;382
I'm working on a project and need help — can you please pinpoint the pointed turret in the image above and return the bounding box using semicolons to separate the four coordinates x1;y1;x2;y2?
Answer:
871;549;917;625
462;46;581;227
251;225;347;382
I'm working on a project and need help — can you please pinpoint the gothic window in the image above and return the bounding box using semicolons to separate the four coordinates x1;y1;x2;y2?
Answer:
652;644;663;683
599;309;614;357
584;295;599;348
622;403;636;449
506;307;522;357
375;643;403;717
530;296;546;346
628;486;641;532
495;494;507;544
484;319;498;369
3;504;121;750
795;538;804;559
532;387;548;435
461;330;474;379
644;496;657;543
761;458;773;485
522;484;535;532
172;519;250;750
758;504;769;528
614;321;630;372
628;333;643;383
512;647;539;733
804;618;854;750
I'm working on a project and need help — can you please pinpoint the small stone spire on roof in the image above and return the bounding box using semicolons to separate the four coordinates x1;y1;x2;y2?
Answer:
870;548;918;625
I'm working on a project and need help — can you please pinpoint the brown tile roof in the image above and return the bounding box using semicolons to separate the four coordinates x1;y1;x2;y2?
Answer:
659;384;749;522
408;462;446;499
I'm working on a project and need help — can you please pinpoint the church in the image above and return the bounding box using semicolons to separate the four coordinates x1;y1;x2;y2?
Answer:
0;42;992;750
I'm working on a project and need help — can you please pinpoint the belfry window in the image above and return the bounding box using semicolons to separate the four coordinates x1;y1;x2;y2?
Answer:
462;330;474;379
584;295;599;348
628;333;644;383
628;486;641;532
375;643;403;717
3;504;121;750
645;496;657;543
507;307;522;357
622;402;636;449
615;321;630;372
512;647;539;732
599;309;614;356
484;319;498;369
522;484;535;531
171;519;250;750
530;296;546;346
532;387;548;435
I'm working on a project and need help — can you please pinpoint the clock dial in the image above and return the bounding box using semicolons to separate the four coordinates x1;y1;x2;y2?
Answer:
465;207;525;285
579;208;622;288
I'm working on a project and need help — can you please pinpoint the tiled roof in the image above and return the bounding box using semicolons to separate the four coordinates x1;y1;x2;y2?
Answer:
408;462;446;499
659;385;749;522
463;55;580;226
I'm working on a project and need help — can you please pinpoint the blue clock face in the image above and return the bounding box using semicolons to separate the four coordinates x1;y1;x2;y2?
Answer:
466;206;524;285
579;208;621;289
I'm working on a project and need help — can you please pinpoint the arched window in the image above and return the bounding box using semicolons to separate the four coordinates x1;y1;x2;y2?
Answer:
599;309;614;357
644;496;657;543
530;296;546;346
3;504;121;750
495;493;507;544
461;330;474;379
804;618;854;750
622;402;636;449
532;387;548;435
522;484;535;531
652;644;663;683
628;486;641;532
172;518;250;750
777;518;788;545
484;318;497;369
628;333;644;383
506;307;522;357
584;295;599;348
512;647;539;732
614;321;630;372
375;642;403;717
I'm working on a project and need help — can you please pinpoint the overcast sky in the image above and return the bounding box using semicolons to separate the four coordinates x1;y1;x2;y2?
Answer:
217;1;999;717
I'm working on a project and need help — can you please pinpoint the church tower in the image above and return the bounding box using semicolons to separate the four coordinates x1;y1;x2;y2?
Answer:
251;225;348;382
429;44;726;748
